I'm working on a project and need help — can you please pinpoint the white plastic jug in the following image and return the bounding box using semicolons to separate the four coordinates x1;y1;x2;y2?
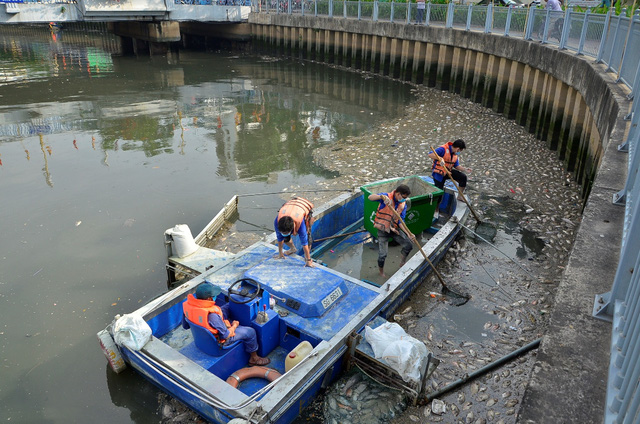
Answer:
285;341;313;372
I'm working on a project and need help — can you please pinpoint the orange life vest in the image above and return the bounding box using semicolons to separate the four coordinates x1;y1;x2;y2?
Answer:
183;294;234;342
373;190;405;233
432;142;457;176
277;197;314;235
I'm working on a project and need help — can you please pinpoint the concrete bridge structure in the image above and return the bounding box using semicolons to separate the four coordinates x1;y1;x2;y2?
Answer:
0;0;252;50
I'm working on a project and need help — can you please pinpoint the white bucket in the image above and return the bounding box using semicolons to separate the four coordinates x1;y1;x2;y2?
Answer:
165;224;198;258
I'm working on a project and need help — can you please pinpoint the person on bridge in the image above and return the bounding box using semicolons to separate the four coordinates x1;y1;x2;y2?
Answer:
428;139;472;202
416;0;426;24
275;197;315;267
183;283;270;366
546;0;563;11
548;0;565;40
368;184;415;278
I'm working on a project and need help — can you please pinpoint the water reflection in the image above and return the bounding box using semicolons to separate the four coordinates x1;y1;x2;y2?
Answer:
0;23;119;85
1;29;412;187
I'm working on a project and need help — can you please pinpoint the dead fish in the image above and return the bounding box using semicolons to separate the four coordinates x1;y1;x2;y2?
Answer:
505;398;519;407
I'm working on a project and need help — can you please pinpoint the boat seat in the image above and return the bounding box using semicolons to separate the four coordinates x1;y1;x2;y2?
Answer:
186;321;242;357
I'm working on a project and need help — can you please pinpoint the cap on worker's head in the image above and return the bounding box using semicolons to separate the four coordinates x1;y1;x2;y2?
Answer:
195;283;222;300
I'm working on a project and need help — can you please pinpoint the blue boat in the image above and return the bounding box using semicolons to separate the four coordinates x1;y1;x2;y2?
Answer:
98;175;469;423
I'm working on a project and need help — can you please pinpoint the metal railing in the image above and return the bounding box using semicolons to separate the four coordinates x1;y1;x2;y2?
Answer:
253;2;640;423
595;94;639;424
254;0;639;94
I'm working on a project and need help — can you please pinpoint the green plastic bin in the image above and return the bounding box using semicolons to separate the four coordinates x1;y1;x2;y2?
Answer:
360;176;443;238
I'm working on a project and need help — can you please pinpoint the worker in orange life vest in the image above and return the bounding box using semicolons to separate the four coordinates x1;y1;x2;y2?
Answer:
368;184;416;277
275;197;315;267
428;139;472;202
182;283;270;366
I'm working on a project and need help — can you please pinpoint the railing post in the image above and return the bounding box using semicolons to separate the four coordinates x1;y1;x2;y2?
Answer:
505;6;513;36
390;0;394;22
445;1;454;28
329;0;333;17
315;0;318;16
485;3;493;33
629;50;640;100
374;0;378;21
577;9;590;55
541;8;551;43
524;6;536;39
466;4;472;31
425;2;430;26
559;7;571;48
358;0;361;20
615;13;638;84
605;14;623;70
407;1;411;24
596;8;613;62
344;0;347;18
288;0;291;14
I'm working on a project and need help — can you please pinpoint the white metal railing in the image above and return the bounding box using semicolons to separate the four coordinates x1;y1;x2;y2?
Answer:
594;92;639;423
254;0;638;95
252;2;640;423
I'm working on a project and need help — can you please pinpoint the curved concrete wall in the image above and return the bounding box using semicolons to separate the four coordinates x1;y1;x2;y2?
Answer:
249;14;631;200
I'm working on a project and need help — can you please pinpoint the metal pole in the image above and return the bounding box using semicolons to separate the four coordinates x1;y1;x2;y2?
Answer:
446;1;454;28
605;14;623;71
505;6;513;36
524;5;535;40
559;7;570;48
596;8;613;62
577;8;590;55
425;1;430;25
485;3;493;33
616;4;638;82
426;338;542;401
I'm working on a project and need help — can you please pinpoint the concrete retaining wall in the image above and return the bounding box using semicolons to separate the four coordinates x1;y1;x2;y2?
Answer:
248;14;631;200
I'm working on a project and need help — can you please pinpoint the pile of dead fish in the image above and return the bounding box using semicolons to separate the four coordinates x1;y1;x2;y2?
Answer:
323;369;407;424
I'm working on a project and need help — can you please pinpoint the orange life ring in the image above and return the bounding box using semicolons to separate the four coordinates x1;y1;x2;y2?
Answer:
226;366;282;388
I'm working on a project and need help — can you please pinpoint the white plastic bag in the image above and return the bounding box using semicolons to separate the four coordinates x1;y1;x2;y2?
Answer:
113;314;152;351
364;322;428;384
165;224;198;258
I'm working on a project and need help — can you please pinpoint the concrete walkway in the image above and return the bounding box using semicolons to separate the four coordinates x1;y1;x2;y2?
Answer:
517;66;631;424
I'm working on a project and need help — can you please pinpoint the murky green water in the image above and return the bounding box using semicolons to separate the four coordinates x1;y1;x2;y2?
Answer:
0;26;415;423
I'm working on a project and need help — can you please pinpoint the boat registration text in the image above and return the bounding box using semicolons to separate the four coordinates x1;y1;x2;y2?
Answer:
321;287;343;309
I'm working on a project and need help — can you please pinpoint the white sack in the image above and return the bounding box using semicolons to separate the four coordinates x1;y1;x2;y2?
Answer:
113;314;152;351
365;322;428;384
165;224;198;258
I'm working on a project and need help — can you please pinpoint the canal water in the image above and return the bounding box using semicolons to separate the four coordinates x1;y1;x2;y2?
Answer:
0;26;416;423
